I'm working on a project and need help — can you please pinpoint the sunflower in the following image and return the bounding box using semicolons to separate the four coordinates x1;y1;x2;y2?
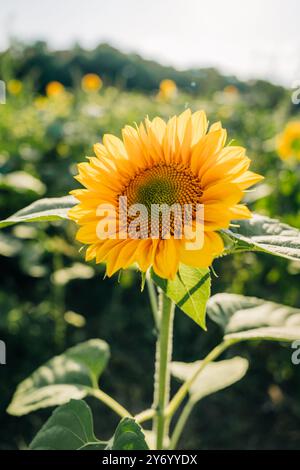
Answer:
69;109;263;279
223;85;239;95
46;81;65;97
158;79;177;101
81;73;102;92
277;121;300;160
7;79;23;95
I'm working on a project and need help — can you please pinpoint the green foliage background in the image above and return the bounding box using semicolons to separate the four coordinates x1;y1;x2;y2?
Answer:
0;41;300;449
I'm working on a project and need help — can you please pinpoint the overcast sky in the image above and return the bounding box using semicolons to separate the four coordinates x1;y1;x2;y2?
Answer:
0;0;299;86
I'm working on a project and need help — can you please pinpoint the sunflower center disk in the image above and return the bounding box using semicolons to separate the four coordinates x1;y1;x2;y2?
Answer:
122;164;203;238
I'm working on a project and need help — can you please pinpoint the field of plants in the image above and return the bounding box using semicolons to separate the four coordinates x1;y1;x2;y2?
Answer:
0;42;300;450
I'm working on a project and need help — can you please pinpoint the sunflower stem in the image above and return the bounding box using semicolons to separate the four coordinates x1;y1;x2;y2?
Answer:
89;388;131;418
153;290;175;450
134;408;155;424
169;398;194;450
146;273;159;329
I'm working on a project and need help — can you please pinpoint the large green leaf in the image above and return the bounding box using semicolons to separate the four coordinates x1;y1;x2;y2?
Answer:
221;214;300;261
207;293;300;342
30;400;106;450
30;400;148;451
0;196;76;228
171;356;249;403
106;418;149;450
7;339;110;416
152;264;211;329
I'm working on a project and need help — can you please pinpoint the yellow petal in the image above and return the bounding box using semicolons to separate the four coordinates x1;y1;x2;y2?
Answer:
180;231;224;267
203;202;234;229
145;117;166;161
177;109;192;163
95;239;122;264
190;129;227;176
191;110;208;146
94;143;109;159
229;204;252;219
177;109;192;141
200;147;249;188
180;233;210;267
163;116;179;164
201;181;243;205
153;239;180;279
76;223;99;243
233;171;264;190
122;125;149;168
86;243;100;261
105;239;141;276
103;134;127;159
135;239;158;272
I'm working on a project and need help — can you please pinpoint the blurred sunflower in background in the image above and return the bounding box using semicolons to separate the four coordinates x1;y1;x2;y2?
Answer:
81;73;102;92
157;79;177;101
69;109;263;279
277;121;300;161
223;85;239;96
46;81;65;97
7;79;23;95
34;96;48;110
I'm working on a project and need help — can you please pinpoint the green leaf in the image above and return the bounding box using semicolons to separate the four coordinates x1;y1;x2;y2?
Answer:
30;400;106;450
30;401;149;451
106;417;149;450
152;264;211;329
243;183;272;204
0;171;46;195
51;262;95;285
7;339;110;416
0;196;76;228
171;356;249;403
207;293;300;342
221;214;300;261
0;232;22;257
